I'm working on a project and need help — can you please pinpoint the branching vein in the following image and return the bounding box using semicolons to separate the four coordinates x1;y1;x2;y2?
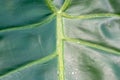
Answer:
64;37;120;55
0;52;57;78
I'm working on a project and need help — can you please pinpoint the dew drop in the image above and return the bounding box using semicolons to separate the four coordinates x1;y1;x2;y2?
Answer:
72;72;75;75
77;42;80;44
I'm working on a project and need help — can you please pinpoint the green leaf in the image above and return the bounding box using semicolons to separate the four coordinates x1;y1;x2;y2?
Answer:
65;0;120;15
0;0;120;80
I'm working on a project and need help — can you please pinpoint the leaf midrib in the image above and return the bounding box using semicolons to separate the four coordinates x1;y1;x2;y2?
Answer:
0;0;120;80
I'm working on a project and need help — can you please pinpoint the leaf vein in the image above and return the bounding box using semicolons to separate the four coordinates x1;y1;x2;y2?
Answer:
64;37;120;55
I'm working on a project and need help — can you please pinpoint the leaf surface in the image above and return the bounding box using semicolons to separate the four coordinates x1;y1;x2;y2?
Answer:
0;0;120;80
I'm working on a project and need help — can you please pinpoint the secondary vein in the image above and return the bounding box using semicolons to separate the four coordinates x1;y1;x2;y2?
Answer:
0;14;55;33
64;37;120;55
0;52;57;78
62;12;120;19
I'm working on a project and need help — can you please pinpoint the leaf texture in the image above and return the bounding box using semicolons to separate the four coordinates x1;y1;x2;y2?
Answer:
0;0;120;80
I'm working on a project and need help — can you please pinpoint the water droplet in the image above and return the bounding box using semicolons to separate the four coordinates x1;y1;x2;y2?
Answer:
72;72;75;75
75;77;78;80
77;42;80;44
57;71;59;75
